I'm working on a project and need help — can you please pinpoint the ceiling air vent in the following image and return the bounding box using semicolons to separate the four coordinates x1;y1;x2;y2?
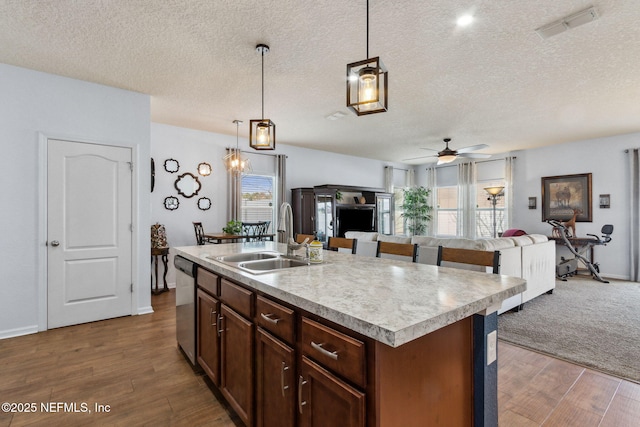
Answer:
535;6;599;39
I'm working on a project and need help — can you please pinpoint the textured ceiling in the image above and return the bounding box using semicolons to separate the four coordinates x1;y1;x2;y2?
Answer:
1;0;639;164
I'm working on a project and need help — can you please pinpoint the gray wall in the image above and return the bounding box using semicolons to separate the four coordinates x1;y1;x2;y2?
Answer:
151;122;407;285
0;63;151;338
414;132;637;280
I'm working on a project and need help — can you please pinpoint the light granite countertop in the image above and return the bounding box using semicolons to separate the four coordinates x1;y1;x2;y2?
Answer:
174;242;526;348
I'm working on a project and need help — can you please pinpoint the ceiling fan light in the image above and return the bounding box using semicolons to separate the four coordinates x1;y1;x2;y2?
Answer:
438;154;457;164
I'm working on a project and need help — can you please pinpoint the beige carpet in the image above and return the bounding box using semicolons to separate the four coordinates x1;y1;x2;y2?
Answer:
498;276;640;383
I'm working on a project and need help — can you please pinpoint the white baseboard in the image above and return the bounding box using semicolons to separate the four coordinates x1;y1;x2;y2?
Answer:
137;306;154;315
0;325;38;340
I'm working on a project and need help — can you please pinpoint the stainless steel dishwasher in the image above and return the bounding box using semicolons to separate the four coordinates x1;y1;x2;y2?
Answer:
175;256;197;366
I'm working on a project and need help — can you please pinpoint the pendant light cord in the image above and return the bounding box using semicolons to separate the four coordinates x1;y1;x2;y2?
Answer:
366;0;369;58
261;49;265;120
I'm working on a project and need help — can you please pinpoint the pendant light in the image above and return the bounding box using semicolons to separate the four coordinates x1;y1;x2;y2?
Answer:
346;0;388;116
224;119;252;174
250;44;276;150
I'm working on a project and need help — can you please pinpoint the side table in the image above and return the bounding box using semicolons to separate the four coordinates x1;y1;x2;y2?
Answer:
151;247;169;295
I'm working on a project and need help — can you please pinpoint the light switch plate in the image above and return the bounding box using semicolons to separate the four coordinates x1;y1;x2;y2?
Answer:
487;330;497;365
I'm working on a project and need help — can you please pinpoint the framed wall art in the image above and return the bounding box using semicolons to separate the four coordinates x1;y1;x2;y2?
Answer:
164;158;179;173
541;173;592;222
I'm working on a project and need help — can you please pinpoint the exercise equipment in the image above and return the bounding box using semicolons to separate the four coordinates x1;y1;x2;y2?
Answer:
547;220;613;283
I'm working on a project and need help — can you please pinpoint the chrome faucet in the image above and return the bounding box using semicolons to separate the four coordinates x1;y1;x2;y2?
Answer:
278;202;310;261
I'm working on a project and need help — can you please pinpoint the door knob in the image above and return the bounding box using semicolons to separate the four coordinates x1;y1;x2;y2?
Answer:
50;240;60;247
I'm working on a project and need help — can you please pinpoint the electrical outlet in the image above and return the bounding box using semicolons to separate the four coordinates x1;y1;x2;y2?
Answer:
487;330;497;365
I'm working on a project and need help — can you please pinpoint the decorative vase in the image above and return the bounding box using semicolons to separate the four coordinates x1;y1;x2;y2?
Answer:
151;223;167;248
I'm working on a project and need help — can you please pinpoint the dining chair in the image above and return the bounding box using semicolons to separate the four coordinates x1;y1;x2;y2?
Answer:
327;237;358;254
295;234;315;244
436;246;500;274
242;221;271;241
376;241;418;262
193;222;214;245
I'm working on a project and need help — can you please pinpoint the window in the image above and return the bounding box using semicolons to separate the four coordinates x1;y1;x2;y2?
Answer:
436;186;458;236
476;180;505;238
240;174;275;232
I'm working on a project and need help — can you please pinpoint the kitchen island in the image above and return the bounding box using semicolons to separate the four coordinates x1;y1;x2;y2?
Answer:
174;241;526;427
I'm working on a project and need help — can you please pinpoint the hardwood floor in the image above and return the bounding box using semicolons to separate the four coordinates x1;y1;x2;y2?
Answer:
0;290;638;426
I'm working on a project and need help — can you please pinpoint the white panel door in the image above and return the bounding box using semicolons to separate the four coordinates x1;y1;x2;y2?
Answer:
47;139;133;328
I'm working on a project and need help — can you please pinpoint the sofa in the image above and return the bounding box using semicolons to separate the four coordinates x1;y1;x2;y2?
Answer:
344;231;556;314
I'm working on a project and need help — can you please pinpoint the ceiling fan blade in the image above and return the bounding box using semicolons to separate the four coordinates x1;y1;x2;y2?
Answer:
457;152;491;159
418;147;439;152
402;154;437;161
456;144;489;153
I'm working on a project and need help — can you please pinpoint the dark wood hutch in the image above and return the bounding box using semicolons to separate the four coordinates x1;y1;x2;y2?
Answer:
291;185;393;244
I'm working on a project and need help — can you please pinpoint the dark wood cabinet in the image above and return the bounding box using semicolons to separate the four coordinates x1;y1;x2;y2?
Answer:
293;185;393;244
292;187;315;237
298;356;366;427
197;289;220;385
256;328;296;427
220;304;254;427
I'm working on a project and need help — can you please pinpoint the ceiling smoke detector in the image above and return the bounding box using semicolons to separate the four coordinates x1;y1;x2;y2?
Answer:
535;6;599;39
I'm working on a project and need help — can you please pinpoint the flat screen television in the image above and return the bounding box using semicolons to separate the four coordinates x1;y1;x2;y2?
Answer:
336;206;375;237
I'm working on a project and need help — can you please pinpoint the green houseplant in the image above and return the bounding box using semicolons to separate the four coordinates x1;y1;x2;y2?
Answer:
222;220;243;234
401;186;433;236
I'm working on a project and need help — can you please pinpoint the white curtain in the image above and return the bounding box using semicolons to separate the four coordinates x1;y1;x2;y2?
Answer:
628;149;640;281
425;166;437;236
504;157;515;230
458;162;477;238
384;166;394;193
276;154;286;210
405;169;415;188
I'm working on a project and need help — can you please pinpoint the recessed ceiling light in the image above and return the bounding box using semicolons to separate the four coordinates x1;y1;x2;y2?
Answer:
457;14;474;27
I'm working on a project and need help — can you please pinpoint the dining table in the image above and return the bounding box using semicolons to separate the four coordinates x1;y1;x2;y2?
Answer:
202;232;275;244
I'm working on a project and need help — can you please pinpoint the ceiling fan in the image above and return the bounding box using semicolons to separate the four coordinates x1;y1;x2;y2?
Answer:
404;138;490;165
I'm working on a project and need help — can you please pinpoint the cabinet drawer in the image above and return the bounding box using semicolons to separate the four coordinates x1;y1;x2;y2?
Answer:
256;296;295;345
221;279;253;319
301;317;366;388
197;267;219;296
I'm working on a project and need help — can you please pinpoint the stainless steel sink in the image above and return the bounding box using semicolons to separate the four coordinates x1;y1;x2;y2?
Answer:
210;251;311;274
213;251;280;263
237;258;309;274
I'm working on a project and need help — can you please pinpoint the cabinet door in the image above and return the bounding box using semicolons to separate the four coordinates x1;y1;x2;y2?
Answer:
197;289;220;385
293;188;315;236
315;193;334;244
220;304;254;427
256;328;295;427
298;356;365;427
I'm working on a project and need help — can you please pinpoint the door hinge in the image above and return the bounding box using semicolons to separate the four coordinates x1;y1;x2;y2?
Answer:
127;161;133;171
129;223;134;232
131;283;134;293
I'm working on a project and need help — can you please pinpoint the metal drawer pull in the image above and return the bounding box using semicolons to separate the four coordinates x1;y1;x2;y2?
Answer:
298;375;307;414
260;312;280;324
311;341;339;360
281;361;290;397
209;308;217;327
217;314;224;337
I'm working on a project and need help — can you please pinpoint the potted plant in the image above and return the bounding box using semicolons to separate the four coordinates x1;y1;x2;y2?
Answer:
401;186;433;236
222;220;243;235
